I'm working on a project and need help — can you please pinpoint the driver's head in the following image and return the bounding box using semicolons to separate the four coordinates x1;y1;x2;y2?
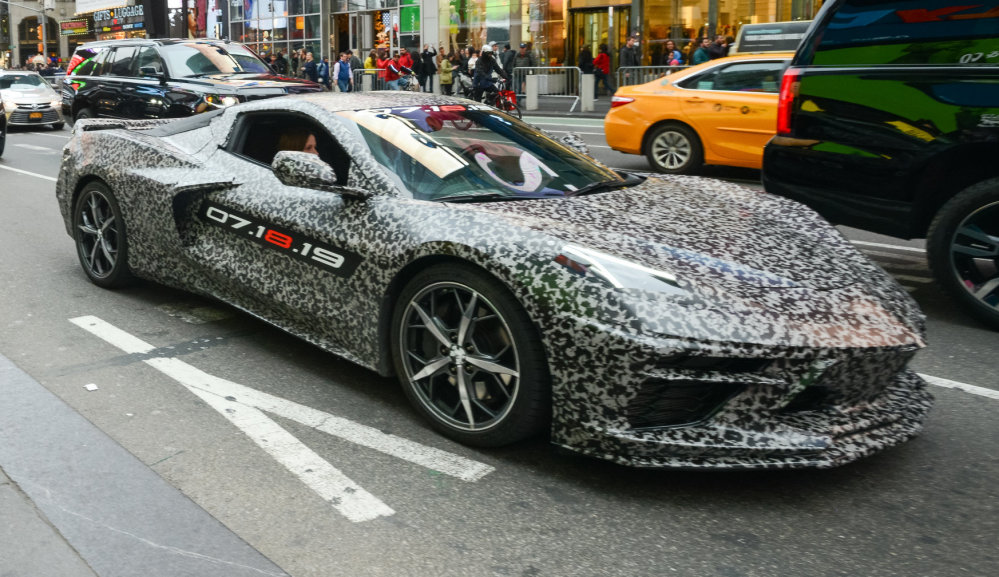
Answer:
278;128;319;156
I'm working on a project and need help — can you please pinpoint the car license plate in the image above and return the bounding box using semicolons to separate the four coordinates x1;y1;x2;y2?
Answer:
29;112;43;119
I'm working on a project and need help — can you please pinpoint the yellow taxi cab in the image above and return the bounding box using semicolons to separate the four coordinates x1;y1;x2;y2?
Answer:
605;52;793;174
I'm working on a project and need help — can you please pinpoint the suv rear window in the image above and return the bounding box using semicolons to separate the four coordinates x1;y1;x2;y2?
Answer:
67;46;107;76
806;0;999;65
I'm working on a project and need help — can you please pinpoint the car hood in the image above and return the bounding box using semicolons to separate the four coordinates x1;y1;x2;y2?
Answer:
0;86;57;103
178;73;319;93
446;175;924;346
456;175;868;291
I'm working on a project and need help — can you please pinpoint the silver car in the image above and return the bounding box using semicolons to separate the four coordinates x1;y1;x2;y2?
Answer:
0;70;65;129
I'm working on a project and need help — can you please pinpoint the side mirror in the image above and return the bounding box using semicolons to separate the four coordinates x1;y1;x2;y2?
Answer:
272;151;371;199
139;66;167;84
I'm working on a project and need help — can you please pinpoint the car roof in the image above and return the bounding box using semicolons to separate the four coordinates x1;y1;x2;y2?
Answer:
76;38;240;49
664;52;794;80
0;70;43;76
268;91;498;114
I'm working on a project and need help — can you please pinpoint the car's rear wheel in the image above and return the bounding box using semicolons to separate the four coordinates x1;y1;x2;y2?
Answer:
0;121;5;158
645;123;702;174
391;264;550;447
73;181;134;288
928;178;999;330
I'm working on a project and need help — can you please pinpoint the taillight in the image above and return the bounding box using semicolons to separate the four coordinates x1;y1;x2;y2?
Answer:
776;68;802;135
611;96;635;108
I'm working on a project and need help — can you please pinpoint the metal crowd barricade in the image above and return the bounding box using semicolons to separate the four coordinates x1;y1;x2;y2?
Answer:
351;68;387;92
616;65;689;88
511;66;581;112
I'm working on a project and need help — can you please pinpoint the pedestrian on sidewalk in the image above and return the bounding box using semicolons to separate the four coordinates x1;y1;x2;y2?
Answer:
593;43;614;99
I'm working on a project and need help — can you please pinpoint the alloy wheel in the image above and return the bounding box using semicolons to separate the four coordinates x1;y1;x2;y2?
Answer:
398;281;521;432
651;130;691;171
950;200;999;312
76;189;120;280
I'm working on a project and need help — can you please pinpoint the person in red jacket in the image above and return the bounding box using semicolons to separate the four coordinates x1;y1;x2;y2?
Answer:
593;43;614;99
399;47;414;72
375;50;390;89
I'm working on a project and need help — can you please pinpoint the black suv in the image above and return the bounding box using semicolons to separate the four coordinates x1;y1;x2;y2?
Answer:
763;0;999;329
62;38;320;124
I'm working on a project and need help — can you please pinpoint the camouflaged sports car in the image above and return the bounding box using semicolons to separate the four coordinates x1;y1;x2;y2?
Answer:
56;92;933;469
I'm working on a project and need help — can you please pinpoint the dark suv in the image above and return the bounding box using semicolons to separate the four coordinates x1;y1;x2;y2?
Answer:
62;38;320;124
763;0;999;329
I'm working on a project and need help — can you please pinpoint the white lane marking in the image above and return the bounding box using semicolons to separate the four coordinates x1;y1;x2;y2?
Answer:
26;131;70;139
14;143;55;152
158;358;395;523
919;374;999;400
0;164;57;182
851;240;925;253
69;315;495;521
70;316;156;354
540;130;606;136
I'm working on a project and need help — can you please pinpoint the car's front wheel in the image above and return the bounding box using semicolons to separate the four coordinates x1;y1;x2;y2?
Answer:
928;177;999;330
74;107;94;124
645;123;702;174
73;181;134;288
391;264;550;447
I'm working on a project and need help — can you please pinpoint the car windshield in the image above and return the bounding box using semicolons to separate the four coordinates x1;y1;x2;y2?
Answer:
333;104;625;201
159;43;271;77
0;74;46;89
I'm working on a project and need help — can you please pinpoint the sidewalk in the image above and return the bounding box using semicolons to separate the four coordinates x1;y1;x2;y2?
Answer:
517;95;612;119
0;354;287;577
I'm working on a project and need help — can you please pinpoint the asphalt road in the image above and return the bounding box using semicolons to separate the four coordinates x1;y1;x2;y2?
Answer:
0;120;996;577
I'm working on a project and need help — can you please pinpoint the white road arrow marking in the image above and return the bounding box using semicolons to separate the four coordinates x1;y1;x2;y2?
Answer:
70;315;495;522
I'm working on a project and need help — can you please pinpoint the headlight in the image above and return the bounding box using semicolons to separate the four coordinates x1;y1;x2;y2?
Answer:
554;244;686;296
204;94;240;108
50;99;62;108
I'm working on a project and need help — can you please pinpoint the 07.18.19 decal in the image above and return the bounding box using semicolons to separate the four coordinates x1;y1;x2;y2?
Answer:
199;202;361;276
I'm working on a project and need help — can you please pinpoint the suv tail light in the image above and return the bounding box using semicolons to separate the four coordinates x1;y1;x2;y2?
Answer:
776;68;802;135
611;96;635;108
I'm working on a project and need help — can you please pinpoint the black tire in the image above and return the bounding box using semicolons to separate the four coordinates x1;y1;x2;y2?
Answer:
390;263;551;447
927;177;999;330
644;123;702;174
74;107;94;123
73;181;134;288
52;122;65;131
0;122;5;158
501;97;522;119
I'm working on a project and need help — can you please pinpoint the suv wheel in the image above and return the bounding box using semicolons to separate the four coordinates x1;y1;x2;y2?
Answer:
927;178;999;330
74;107;94;123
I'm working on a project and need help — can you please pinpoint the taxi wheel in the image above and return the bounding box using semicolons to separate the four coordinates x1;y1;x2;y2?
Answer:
645;124;702;175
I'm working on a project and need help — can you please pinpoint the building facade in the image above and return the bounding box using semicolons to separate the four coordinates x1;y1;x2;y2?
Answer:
1;1;821;70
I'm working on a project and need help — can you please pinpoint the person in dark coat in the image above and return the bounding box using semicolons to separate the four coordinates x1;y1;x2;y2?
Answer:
472;44;507;102
301;51;318;82
619;36;641;83
419;44;438;93
578;45;594;74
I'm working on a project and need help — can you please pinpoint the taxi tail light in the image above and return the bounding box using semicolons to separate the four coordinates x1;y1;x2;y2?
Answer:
611;96;635;108
776;68;802;135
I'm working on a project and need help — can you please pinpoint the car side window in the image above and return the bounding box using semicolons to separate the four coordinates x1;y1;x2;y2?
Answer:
109;47;138;77
134;47;164;76
679;62;786;93
89;48;113;76
68;47;104;76
230;114;351;185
